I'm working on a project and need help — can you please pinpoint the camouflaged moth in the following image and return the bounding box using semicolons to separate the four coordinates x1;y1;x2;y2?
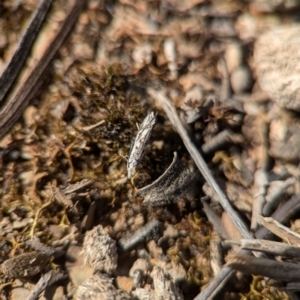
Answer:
127;112;156;179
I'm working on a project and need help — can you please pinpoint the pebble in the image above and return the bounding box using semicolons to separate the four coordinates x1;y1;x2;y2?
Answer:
230;65;253;94
254;25;300;111
224;41;243;73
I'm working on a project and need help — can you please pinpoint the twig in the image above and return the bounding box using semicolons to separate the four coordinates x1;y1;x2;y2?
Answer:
26;270;67;300
227;253;300;282
202;129;235;155
0;0;52;103
255;193;300;240
201;197;227;239
193;262;239;300
25;236;65;258
225;238;300;258
251;120;269;230
210;235;224;276
263;177;295;216
118;219;161;252
258;216;300;247
0;0;86;138
147;88;252;240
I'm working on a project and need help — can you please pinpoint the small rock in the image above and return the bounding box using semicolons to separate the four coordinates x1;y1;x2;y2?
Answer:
269;116;300;162
65;246;94;287
230;65;253;94
254;25;300;111
151;266;184;300
210;18;236;37
132;43;152;68
224;41;243;73
115;276;134;294
11;280;32;300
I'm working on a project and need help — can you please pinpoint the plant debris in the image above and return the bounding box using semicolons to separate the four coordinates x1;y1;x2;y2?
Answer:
137;152;200;206
2;0;300;299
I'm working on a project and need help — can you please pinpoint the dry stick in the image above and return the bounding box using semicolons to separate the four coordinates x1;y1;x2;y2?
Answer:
227;253;300;282
148;88;252;240
225;239;300;258
0;0;86;139
26;270;67;300
256;193;300;240
201;129;235;155
258;216;300;247
0;0;52;102
118;219;161;252
251;120;269;231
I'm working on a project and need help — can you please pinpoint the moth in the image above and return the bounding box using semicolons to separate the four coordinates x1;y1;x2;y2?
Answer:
127;111;156;179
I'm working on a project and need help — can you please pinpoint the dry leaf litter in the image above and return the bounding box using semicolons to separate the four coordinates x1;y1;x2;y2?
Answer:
1;0;300;299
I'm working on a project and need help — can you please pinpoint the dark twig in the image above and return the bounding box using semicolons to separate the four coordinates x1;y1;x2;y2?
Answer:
118;219;161;252
201;129;239;155
263;177;295;216
25;236;65;258
227;253;300;282
26;270;67;300
0;0;85;138
0;0;52;103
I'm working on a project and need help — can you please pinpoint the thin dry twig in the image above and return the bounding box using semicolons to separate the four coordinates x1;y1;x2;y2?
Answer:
258;216;300;247
0;0;52;103
201;197;227;239
25;236;65;258
256;193;300;240
26;270;67;300
201;129;237;155
210;235;224;276
225;238;300;258
118;219;161;252
0;0;85;138
263;177;295;216
251;120;269;230
227;253;300;282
